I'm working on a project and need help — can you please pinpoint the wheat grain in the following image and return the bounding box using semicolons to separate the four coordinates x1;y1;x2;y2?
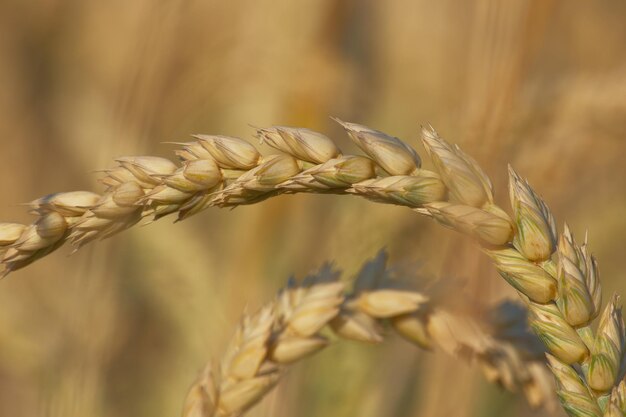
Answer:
182;251;555;417
1;119;624;416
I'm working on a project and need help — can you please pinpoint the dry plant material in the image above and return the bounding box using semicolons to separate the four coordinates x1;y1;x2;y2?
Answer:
182;252;555;417
1;119;625;416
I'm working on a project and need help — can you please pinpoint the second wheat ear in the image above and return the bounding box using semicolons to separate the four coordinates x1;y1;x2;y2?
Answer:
1;119;625;417
182;251;556;417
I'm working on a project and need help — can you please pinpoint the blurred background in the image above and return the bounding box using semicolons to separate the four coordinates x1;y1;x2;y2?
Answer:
0;0;625;416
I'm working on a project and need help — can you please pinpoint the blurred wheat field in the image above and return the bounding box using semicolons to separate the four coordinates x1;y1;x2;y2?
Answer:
1;1;626;416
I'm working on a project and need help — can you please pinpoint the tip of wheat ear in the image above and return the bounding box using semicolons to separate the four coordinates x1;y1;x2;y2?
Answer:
1;121;622;417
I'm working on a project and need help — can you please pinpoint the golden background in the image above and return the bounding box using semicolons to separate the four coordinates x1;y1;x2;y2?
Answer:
0;1;625;416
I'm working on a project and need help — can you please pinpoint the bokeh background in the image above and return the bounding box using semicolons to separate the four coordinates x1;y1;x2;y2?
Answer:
1;1;625;416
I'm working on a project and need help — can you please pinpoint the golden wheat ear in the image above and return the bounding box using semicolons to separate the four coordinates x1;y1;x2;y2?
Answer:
182;251;557;417
1;120;624;416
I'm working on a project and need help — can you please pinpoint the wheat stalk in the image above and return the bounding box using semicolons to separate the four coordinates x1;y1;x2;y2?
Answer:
1;119;625;416
181;251;555;417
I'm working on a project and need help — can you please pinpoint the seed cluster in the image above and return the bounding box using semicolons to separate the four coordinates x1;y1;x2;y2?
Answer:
1;119;624;416
182;252;554;417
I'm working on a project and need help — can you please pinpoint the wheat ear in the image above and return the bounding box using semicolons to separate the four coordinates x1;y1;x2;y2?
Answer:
182;251;555;417
1;119;624;416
